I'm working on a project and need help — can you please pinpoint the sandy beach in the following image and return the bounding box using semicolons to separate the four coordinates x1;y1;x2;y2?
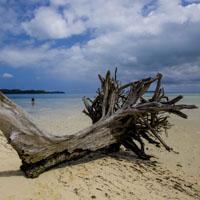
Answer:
0;102;200;200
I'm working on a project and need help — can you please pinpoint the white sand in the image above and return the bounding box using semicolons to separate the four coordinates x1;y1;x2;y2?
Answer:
0;108;200;200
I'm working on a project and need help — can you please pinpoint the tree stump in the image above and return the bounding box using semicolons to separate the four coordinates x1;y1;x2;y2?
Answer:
0;69;197;178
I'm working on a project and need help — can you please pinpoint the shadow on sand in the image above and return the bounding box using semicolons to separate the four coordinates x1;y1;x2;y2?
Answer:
0;169;23;177
56;150;158;173
0;150;157;178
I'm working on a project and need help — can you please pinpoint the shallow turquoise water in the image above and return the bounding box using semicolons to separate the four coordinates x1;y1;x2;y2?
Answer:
7;93;200;116
7;93;92;116
6;93;94;135
5;93;200;135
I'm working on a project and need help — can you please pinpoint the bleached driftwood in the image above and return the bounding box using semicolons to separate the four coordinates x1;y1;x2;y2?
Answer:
0;70;197;178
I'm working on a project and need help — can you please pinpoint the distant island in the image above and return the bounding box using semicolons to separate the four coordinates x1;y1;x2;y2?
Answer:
0;89;65;94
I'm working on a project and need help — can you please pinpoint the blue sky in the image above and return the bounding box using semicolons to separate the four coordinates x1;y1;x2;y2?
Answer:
0;0;200;93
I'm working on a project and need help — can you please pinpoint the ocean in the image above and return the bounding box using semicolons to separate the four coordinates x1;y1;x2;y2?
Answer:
7;93;93;135
6;93;200;136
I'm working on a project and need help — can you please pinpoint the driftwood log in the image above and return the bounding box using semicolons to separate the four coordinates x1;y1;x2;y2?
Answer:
0;69;197;178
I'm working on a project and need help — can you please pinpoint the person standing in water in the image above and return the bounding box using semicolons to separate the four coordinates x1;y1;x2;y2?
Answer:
31;97;35;106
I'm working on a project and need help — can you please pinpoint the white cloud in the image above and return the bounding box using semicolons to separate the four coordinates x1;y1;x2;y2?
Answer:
45;0;200;37
0;46;47;67
21;0;200;40
22;7;86;39
2;73;13;79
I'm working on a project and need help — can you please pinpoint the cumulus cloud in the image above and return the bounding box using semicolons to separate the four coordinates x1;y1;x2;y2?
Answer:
22;7;86;39
21;0;200;43
46;0;200;36
2;73;13;79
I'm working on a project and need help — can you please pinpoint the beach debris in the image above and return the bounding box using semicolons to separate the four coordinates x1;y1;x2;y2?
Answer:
0;69;197;178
